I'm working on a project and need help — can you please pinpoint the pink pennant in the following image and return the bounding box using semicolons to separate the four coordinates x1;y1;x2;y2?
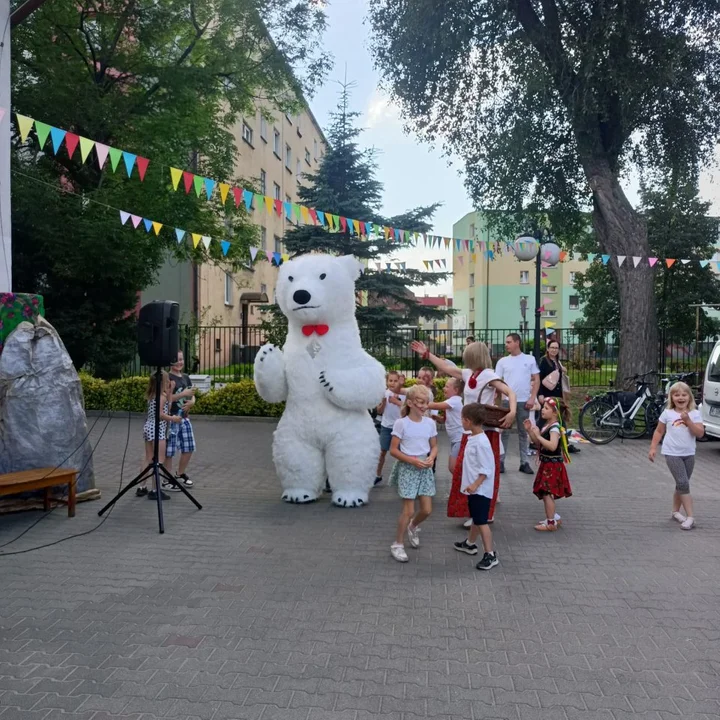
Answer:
649;257;658;267
130;214;142;228
95;143;109;169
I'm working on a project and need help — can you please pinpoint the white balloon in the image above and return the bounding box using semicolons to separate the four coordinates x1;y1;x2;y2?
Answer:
513;236;539;261
540;242;561;266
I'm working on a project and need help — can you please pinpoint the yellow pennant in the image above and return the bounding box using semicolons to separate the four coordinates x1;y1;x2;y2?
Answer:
353;219;360;235
191;233;202;248
264;196;274;215
281;253;290;262
170;167;183;191
301;205;310;223
16;114;35;143
79;137;95;163
219;183;230;205
152;222;163;236
545;321;556;329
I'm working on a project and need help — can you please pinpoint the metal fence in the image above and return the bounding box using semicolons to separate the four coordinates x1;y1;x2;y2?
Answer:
125;325;717;390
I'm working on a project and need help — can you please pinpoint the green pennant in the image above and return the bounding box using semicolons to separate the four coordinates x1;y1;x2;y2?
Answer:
108;147;123;172
35;121;52;150
292;203;302;222
193;175;204;197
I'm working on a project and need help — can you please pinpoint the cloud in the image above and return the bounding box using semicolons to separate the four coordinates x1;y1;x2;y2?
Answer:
366;89;402;129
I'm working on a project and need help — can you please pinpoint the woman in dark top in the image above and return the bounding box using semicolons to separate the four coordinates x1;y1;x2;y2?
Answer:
538;339;564;402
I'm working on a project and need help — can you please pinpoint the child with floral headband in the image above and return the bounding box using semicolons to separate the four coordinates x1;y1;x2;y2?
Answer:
523;397;572;531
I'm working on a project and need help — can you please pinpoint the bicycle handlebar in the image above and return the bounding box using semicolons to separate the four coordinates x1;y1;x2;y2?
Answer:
623;370;657;382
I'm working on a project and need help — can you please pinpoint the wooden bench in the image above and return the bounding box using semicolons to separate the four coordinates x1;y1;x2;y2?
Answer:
0;468;77;517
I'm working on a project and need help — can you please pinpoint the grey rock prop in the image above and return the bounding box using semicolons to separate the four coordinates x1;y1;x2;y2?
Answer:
0;318;95;493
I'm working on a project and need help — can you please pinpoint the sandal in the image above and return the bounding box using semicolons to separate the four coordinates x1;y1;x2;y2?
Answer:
535;520;558;531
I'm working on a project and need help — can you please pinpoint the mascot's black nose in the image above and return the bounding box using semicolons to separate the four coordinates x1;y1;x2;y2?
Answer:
293;289;312;305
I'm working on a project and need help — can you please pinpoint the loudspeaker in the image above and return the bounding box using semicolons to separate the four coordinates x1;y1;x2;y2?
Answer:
137;301;180;367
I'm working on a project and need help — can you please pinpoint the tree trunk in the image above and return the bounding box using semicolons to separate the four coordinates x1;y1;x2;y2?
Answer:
582;157;658;390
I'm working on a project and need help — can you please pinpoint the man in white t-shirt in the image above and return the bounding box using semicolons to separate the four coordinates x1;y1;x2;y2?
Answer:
494;333;540;475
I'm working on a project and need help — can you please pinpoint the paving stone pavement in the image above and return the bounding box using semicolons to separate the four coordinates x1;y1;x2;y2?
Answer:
2;415;720;720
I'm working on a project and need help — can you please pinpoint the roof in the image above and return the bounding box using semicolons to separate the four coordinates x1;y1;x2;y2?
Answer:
416;296;453;308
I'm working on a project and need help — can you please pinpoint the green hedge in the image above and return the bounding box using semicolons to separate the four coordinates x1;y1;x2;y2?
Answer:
79;373;283;417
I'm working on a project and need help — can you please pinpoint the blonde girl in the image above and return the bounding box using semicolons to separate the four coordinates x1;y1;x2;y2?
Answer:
648;382;704;530
411;340;517;525
388;385;438;562
137;371;182;499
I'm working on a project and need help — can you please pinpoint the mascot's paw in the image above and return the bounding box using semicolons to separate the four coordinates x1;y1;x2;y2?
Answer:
256;344;284;375
332;490;369;508
318;370;335;393
281;488;319;504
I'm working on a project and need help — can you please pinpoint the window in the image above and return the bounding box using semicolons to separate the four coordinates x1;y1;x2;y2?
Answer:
224;272;233;305
260;227;267;250
242;122;253;146
285;194;291;204
469;273;475;287
305;148;311;165
569;294;579;309
520;271;529;284
260;116;268;142
469;223;475;238
215;338;221;352
274;235;282;253
542;309;557;318
285;113;293;125
259;169;266;195
273;182;281;200
469;298;475;312
569;271;577;285
285;144;292;170
273;128;281;156
542;285;558;293
313;139;318;160
296;116;303;137
296;159;302;181
260;283;267;296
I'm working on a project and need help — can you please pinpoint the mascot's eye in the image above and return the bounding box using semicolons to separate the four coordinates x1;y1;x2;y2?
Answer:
319;273;326;280
288;276;294;282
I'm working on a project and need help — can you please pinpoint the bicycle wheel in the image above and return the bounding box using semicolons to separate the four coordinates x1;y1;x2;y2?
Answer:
579;399;620;444
620;401;653;439
645;401;661;436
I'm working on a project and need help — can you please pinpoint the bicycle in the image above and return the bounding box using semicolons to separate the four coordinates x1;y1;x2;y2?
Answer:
579;371;658;445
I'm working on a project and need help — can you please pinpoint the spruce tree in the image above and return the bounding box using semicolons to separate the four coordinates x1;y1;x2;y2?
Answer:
261;83;450;347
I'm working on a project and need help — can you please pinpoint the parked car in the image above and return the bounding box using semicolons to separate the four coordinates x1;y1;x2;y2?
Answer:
701;339;720;438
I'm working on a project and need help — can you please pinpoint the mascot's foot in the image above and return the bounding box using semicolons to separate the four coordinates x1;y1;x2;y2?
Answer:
281;488;319;504
332;490;369;508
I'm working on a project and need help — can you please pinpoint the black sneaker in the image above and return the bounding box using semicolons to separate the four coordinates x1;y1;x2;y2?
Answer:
476;552;499;571
499;461;505;474
148;489;171;500
519;463;534;475
177;473;194;487
135;486;148;497
454;540;479;555
374;476;383;486
568;445;580;454
162;479;181;492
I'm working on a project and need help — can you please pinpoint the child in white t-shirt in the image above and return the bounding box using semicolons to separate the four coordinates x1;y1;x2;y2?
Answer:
648;382;704;530
388;385;438;563
453;403;498;571
428;377;465;474
375;371;406;486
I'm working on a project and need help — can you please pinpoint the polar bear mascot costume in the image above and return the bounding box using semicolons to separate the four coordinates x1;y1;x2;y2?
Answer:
254;253;387;507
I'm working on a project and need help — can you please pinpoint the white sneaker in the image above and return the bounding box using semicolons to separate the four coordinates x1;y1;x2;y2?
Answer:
391;543;409;562
463;518;473;529
671;511;686;523
407;524;420;548
681;517;695;531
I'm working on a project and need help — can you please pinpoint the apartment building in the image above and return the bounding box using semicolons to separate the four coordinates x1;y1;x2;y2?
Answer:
452;211;589;335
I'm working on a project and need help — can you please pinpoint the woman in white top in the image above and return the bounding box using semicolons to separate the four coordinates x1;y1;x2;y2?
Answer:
410;340;517;524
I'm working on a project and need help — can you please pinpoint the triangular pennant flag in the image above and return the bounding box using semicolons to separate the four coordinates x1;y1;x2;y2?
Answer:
632;256;642;267
219;183;230;205
204;178;216;200
294;204;303;223
130;215;142;228
243;189;253;211
301;206;311;224
50;127;66;154
366;222;373;236
15;114;34;143
122;151;136;177
64;132;80;159
617;255;626;266
191;233;201;248
193;175;204;197
471;254;477;263
587;253;596;263
317;210;325;226
109;147;123;172
360;221;367;236
119;210;130;225
136;156;150;181
170;167;183;190
182;171;194;193
282;253;290;263
541;271;548;278
559;251;567;261
435;259;442;268
601;254;610;265
423;261;429;269
666;258;676;267
230;187;240;208
353;219;361;235
220;240;231;257
340;216;348;232
545;321;556;329
264;196;274;215
79;137;95;163
142;218;153;232
309;208;318;224
175;229;186;243
442;259;447;268
274;199;283;217
35;121;51;150
649;257;658;267
201;236;211;250
700;260;710;268
681;259;691;265
395;228;401;241
272;252;282;265
250;247;259;262
152;222;163;236
284;202;293;221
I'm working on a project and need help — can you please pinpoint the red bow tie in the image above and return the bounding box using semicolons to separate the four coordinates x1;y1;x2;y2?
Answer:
302;324;329;337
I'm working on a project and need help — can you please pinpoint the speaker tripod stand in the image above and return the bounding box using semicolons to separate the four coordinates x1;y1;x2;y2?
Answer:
98;366;202;533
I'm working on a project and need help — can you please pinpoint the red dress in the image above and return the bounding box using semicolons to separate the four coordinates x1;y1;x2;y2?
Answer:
447;430;501;519
532;423;572;499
